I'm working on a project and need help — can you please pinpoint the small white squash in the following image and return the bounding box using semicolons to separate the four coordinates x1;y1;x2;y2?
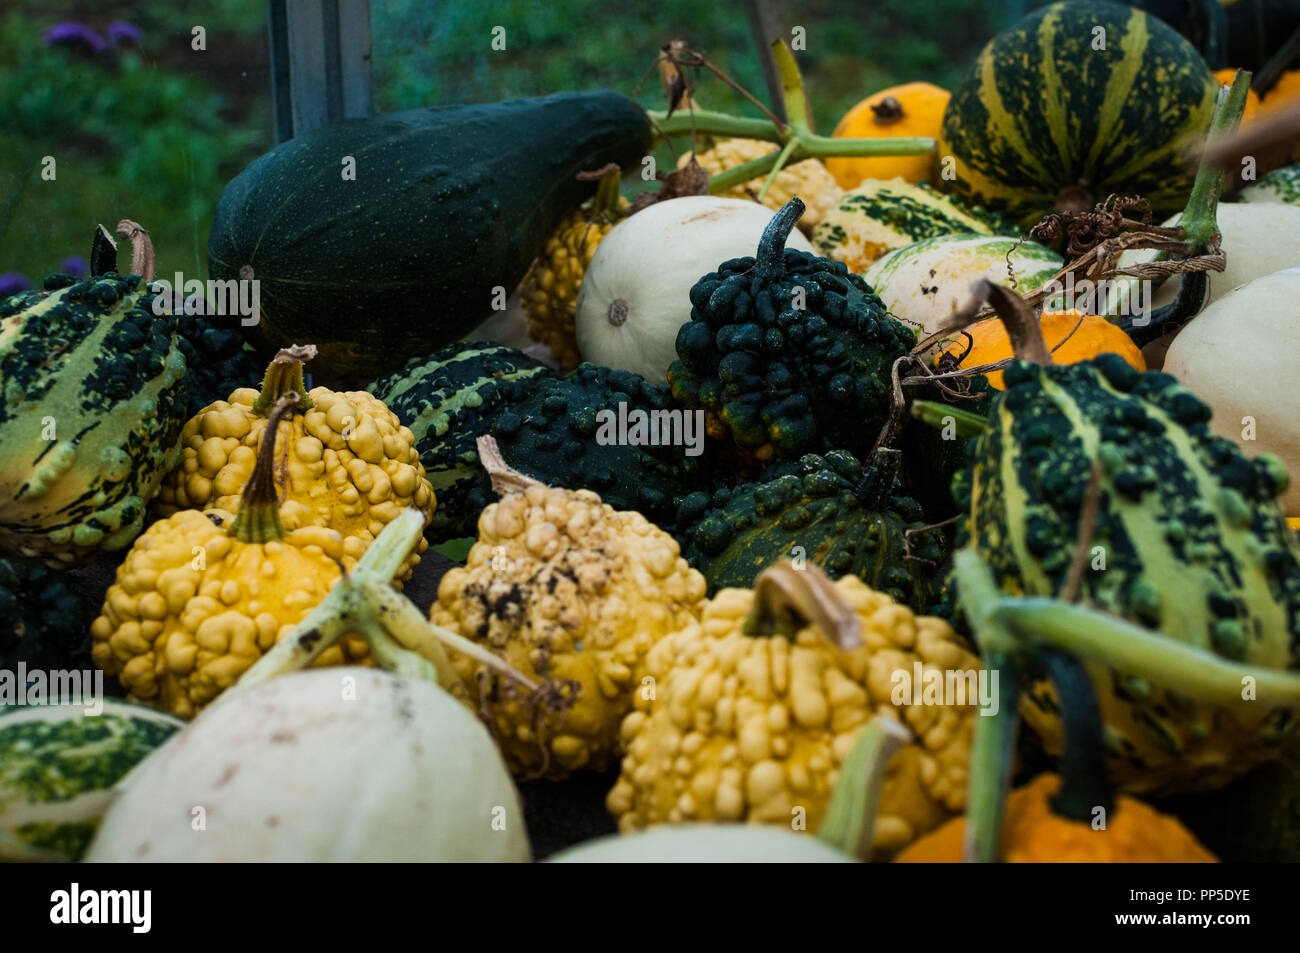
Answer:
1238;165;1300;207
1164;268;1300;517
574;196;814;385
863;233;1062;336
85;668;530;862
545;824;853;863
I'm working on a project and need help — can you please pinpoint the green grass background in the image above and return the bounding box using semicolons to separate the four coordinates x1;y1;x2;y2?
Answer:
0;0;1033;284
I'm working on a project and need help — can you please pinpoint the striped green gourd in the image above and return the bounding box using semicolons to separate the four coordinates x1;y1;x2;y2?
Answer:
0;273;188;565
368;341;553;540
0;701;184;861
864;234;1062;336
938;0;1218;229
955;353;1300;794
812;178;1015;274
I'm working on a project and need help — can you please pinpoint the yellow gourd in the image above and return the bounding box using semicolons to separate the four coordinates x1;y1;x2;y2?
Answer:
157;345;435;580
430;440;708;779
677;139;843;231
895;773;1218;862
826;82;949;188
943;309;1145;389
607;561;981;859
92;397;371;718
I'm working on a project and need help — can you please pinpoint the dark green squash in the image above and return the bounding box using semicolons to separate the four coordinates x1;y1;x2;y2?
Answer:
0;555;93;674
209;92;652;377
675;449;945;611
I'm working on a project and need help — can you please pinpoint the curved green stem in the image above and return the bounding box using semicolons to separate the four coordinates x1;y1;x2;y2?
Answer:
757;137;800;202
1178;69;1250;249
754;197;805;277
963;648;1019;864
910;400;990;438
817;715;912;860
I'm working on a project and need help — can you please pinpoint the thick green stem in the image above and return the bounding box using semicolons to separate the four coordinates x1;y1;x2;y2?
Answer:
910;400;990;438
963;648;1019;863
757;137;800;202
998;600;1300;708
754;197;805;277
771;39;811;135
817;715;913;860
228;395;300;544
1177;69;1251;249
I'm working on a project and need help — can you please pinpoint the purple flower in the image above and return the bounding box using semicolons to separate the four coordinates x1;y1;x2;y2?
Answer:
106;21;142;47
0;273;32;298
42;22;107;54
61;256;88;278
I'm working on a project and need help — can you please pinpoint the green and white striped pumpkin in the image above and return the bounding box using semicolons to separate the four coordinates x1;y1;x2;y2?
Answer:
938;0;1218;230
0;700;184;860
1238;165;1300;206
954;355;1300;795
864;234;1062;336
811;178;1014;274
0;274;188;565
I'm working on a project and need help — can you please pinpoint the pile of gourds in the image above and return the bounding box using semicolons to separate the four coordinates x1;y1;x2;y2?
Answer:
4;0;1300;865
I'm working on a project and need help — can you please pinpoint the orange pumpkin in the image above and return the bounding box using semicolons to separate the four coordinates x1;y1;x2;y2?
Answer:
1261;70;1300;163
895;773;1217;863
943;309;1145;390
826;82;948;189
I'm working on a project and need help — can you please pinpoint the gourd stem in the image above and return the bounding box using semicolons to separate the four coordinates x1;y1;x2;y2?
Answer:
590;165;625;220
771;40;811;135
816;715;913;860
854;447;903;508
998;599;1300;708
352;507;428;585
228;395;299;544
1036;647;1115;822
756;137;800;202
476;435;544;495
754;197;806;279
743;560;863;648
962;648;1019;864
1176;69;1249;252
252;345;317;416
357;602;446;685
114;220;154;282
909;400;990;437
359;577;540;693
223;602;355;700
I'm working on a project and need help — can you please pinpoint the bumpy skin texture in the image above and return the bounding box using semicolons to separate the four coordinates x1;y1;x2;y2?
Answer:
895;773;1217;862
520;198;628;369
675;450;945;611
0;273;188;565
678;140;843;230
157;387;435;580
955;355;1300;794
668;238;916;465
369;342;552;540
492;364;708;532
0;555;95;674
607;576;980;858
172;311;263;418
431;485;708;779
91;509;369;717
939;1;1217;229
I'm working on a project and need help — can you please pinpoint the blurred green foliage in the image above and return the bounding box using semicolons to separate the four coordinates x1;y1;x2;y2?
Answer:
2;1;1030;283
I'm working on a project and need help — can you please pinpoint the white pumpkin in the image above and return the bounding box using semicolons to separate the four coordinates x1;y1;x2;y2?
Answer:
545;824;853;863
1164;268;1300;517
574;196;814;385
85;668;530;862
862;233;1062;336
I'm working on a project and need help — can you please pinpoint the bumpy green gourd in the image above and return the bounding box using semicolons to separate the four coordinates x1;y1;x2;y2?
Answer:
675;449;945;611
956;353;1300;794
0;555;93;673
668;198;917;465
0;273;188;565
492;363;709;529
369;342;553;539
